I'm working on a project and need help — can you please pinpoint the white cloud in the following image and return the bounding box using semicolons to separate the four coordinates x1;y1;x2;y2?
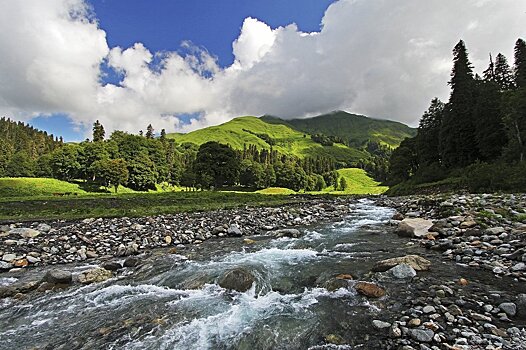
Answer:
0;0;525;137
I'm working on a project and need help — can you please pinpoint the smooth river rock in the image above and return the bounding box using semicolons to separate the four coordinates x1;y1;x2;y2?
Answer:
372;255;431;272
218;268;255;292
396;218;434;238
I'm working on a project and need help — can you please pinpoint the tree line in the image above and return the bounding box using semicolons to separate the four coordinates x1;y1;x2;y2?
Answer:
0;119;348;192
387;38;526;191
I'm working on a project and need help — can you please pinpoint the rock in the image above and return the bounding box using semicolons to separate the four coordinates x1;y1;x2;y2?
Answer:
101;261;122;271
385;264;417;279
372;320;391;329
243;238;256;244
409;329;434;342
44;269;72;284
227;224;243;237
389;325;402;338
218;268;255;292
396;218;434;238
77;268;113;284
408;318;421;327
458;278;469;286
36;223;51;233
271;229;302;238
123;257;140;267
0;261;12;270
392;212;404;221
372;255;431;272
1;253;16;262
511;262;526;272
335;274;353;280
499;302;517;317
354;282;386;298
324;278;349;291
13;259;28;267
423;305;436;314
164;236;172;244
26;256;41;264
460;220;477;229
324;334;345;345
9;228;41;238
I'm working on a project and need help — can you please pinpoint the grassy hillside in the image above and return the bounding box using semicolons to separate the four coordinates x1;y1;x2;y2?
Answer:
0;178;88;198
262;111;416;147
167;116;368;162
323;168;388;195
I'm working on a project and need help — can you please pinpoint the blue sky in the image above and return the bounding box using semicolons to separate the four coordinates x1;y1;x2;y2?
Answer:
90;0;335;68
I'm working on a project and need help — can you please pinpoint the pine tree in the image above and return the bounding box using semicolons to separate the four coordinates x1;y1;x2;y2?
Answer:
417;98;444;166
92;120;105;142
146;124;154;139
439;40;478;167
514;38;526;88
494;53;514;91
160;128;166;142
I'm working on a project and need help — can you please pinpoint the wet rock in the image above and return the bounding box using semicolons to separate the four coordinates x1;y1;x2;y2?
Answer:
324;334;345;345
372;255;431;272
36;223;51;233
324;278;349;291
123;257;140;268
0;261;12;270
44;269;72;284
271;228;302;238
396;218;434;238
218;268;255;292
354;282;386;298
77;268;113;284
101;261;122;271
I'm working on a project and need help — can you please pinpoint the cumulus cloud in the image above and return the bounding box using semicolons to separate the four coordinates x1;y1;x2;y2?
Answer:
0;0;525;137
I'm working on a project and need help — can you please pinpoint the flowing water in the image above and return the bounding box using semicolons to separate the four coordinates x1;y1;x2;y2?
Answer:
0;199;523;349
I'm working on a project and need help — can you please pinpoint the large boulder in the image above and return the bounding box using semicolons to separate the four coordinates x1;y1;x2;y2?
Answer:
372;255;431;272
396;218;433;238
9;228;41;239
354;282;386;298
227;224;243;237
77;268;113;284
44;269;73;284
377;264;417;281
218;268;255;292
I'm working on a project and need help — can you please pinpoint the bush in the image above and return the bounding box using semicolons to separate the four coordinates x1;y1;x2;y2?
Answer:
462;162;526;192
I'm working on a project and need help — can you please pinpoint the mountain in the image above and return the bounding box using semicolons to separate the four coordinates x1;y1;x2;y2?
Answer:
261;111;416;148
167;112;415;164
167;116;368;163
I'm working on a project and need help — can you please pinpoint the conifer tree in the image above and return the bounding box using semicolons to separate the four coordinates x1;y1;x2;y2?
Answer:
92;120;105;142
439;40;478;167
494;53;515;91
514;38;526;88
160;128;166;142
417;98;444;166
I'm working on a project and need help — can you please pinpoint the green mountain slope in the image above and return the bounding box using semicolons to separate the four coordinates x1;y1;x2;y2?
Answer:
167;116;368;162
261;111;416;147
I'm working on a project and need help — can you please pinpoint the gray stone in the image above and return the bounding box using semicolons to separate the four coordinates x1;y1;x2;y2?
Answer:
372;320;391;329
423;305;436;314
409;329;434;342
386;264;417;279
498;303;517;317
396;218;434;238
372;255;432;272
9;228;40;238
227;224;243;237
44;269;72;284
218;268;255;292
0;261;12;270
77;268;112;284
1;253;16;262
511;263;526;272
272;228;302;238
36;223;51;233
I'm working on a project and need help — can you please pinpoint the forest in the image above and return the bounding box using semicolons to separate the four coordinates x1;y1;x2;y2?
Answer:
387;38;526;193
0;118;346;193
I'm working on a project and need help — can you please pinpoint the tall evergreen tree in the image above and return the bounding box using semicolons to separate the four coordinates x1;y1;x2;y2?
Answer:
494;53;515;91
439;40;478;167
160;128;167;142
514;38;526;88
92;120;105;142
417;98;444;165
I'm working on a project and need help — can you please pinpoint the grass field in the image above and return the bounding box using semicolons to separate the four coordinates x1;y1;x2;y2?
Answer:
324;168;388;195
0;191;297;222
0;178;89;198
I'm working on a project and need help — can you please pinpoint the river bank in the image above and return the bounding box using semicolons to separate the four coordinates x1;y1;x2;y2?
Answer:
0;194;525;349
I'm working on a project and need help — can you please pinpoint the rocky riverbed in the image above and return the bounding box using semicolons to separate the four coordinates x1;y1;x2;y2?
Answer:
0;194;525;349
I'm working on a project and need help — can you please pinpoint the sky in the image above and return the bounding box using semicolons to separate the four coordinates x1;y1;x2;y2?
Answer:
0;0;525;141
